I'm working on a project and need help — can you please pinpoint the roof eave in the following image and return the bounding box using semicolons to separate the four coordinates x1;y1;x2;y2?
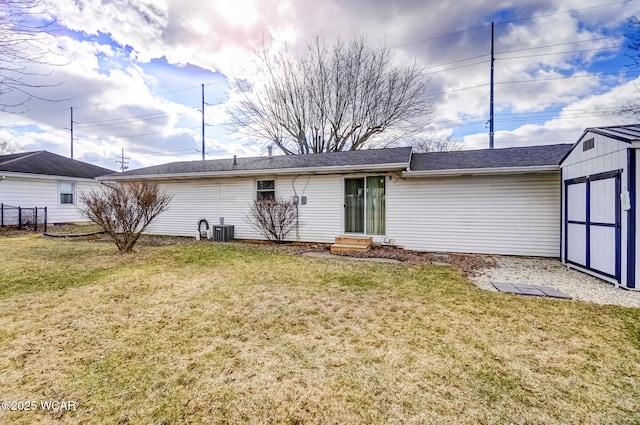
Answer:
403;164;559;178
0;171;102;181
99;162;410;181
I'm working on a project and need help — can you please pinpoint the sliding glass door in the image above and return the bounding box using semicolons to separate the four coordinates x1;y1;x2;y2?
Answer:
344;176;385;235
344;178;365;233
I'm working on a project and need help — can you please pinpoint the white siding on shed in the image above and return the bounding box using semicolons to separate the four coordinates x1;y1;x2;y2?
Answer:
387;172;561;256
560;130;629;286
561;133;627;179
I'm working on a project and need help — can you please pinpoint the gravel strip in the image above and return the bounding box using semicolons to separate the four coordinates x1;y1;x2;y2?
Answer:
470;256;640;308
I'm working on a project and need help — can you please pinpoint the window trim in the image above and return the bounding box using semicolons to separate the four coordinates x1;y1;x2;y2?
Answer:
58;180;76;205
256;179;275;201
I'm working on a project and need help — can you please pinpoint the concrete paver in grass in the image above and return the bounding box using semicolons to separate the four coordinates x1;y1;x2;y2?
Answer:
492;282;571;299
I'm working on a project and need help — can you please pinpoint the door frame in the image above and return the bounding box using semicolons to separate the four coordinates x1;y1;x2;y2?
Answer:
342;174;387;236
564;169;622;282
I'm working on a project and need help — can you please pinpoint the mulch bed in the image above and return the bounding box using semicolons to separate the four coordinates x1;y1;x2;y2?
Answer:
243;241;497;276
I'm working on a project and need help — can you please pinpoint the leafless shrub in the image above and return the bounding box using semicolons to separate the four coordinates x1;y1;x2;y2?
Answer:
78;181;172;253
246;199;299;243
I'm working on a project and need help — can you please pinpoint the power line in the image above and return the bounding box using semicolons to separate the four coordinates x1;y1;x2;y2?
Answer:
422;60;490;75
77;111;173;126
390;0;632;49
72;80;228;110
418;37;624;77
494;0;633;26
496;35;622;55
390;25;488;49
497;45;624;61
495;69;640;85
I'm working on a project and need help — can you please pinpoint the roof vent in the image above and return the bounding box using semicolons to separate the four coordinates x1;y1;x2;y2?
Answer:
268;146;273;157
233;155;237;166
583;138;594;151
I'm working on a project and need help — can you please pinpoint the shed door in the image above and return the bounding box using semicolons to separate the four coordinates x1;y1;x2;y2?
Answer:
565;171;621;281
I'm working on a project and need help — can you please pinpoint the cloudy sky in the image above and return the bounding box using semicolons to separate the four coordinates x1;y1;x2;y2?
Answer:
1;0;640;171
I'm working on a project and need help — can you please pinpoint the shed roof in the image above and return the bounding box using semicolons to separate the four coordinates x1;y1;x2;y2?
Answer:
0;151;113;179
584;124;640;143
410;143;573;171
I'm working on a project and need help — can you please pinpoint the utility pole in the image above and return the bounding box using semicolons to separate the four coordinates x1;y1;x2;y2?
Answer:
489;22;495;149
116;147;129;172
201;83;205;161
70;107;74;159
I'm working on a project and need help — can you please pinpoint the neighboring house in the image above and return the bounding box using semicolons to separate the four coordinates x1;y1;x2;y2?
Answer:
0;151;114;224
103;143;572;258
561;124;640;290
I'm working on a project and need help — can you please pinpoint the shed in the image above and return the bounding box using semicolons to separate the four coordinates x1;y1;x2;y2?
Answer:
560;124;640;289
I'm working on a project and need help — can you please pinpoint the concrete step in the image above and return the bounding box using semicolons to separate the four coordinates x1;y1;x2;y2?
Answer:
334;235;373;246
330;243;371;253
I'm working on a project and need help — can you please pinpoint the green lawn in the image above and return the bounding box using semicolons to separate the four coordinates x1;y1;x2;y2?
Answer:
0;235;639;424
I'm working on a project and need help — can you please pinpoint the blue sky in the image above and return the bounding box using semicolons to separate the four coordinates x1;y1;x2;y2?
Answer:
1;0;640;171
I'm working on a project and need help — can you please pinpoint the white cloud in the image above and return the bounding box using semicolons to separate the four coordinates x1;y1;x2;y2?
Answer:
464;74;640;149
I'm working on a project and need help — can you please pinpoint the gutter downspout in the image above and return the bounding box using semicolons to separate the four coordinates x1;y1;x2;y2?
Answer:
217;182;221;224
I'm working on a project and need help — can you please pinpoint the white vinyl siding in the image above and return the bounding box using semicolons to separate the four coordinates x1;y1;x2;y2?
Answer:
0;175;98;223
219;178;260;240
144;179;218;237
386;172;561;257
276;175;342;243
146;175;343;243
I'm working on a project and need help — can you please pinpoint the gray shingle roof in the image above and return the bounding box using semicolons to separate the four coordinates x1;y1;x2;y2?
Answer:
410;143;573;171
115;147;413;177
0;151;114;178
586;124;640;142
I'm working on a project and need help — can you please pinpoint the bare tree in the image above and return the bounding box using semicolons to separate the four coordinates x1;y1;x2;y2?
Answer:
0;0;62;113
227;35;433;154
619;17;640;117
78;181;172;253
409;135;463;153
0;138;21;154
245;199;299;243
625;17;640;68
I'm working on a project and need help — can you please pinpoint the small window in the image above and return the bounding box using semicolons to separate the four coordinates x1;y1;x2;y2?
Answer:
59;181;75;204
257;180;275;201
583;138;594;151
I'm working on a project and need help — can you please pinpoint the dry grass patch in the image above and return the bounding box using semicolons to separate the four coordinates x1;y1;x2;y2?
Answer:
0;236;639;424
